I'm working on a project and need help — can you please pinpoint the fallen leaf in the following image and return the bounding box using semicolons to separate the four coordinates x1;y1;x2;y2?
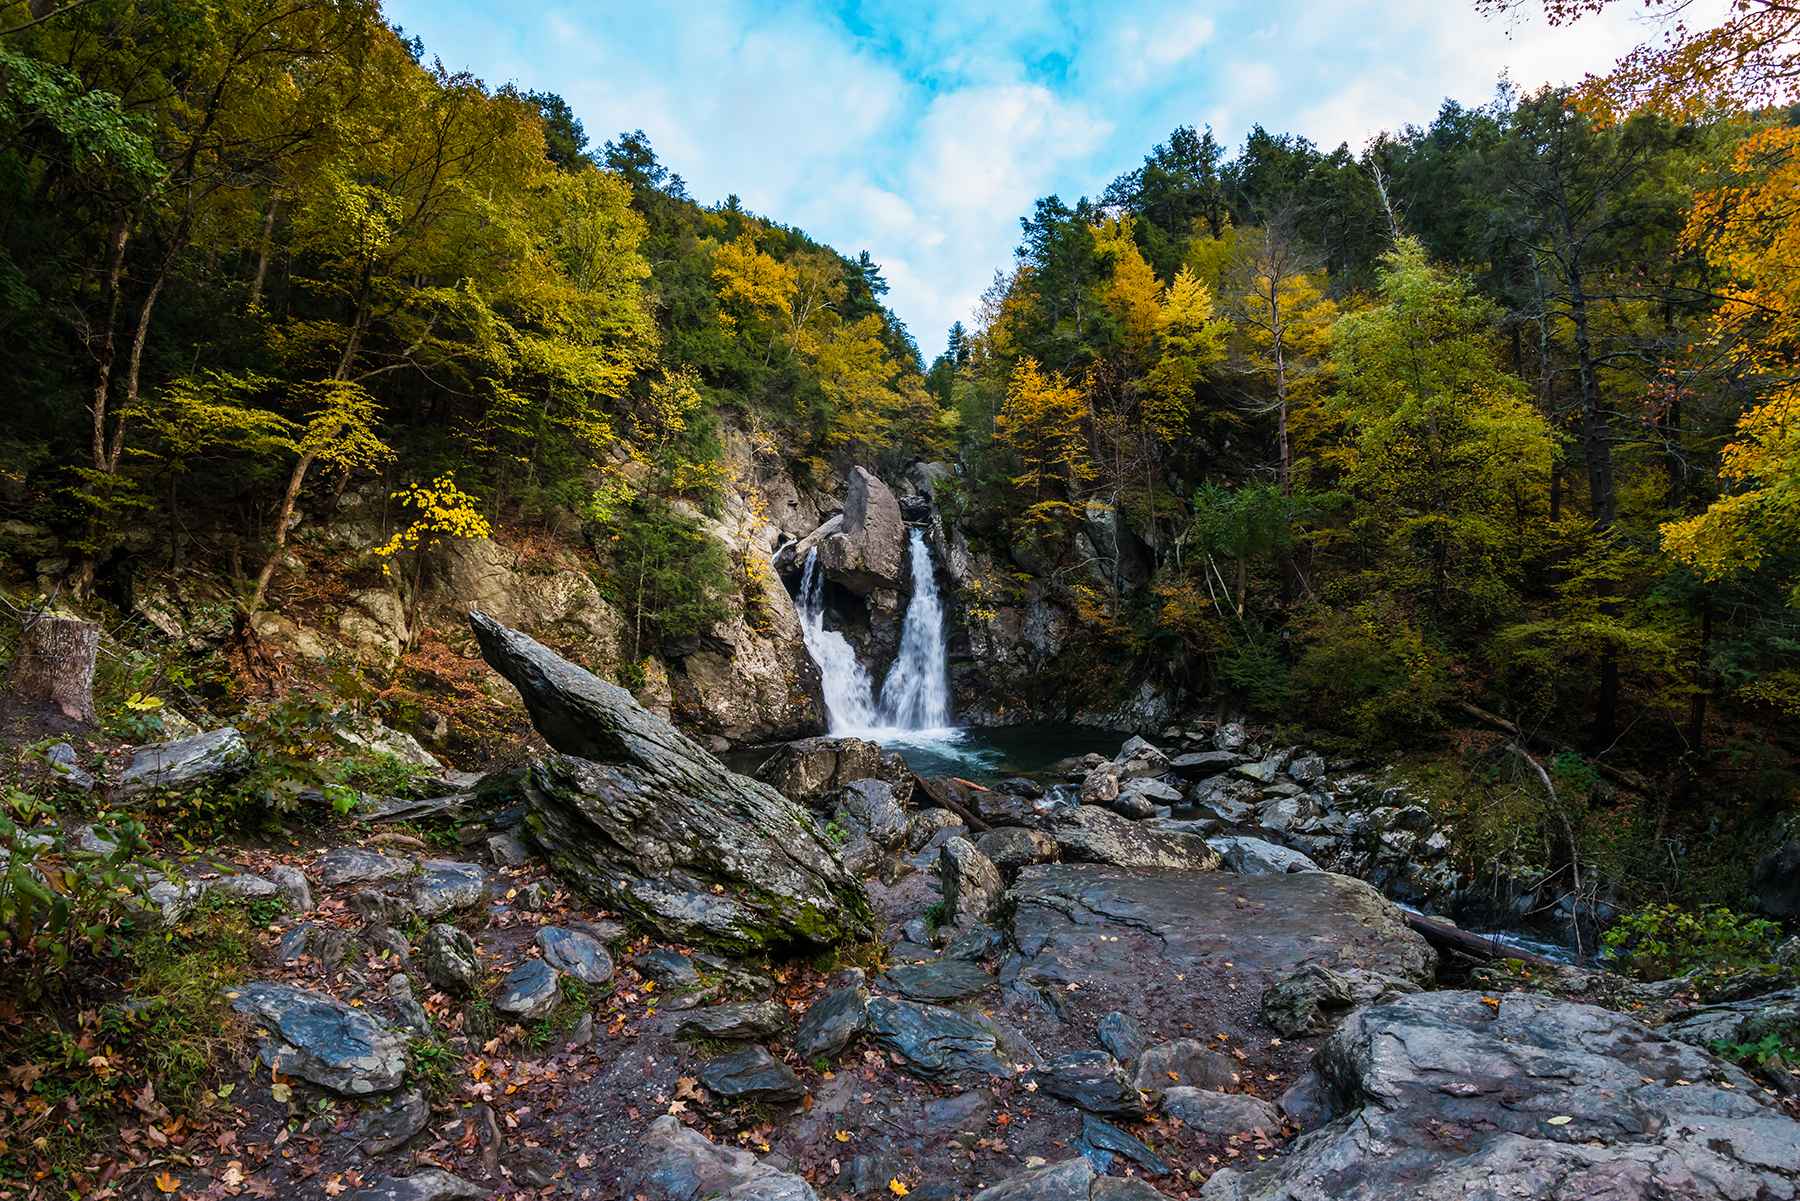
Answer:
889;1179;910;1197
154;1171;181;1194
1545;1115;1572;1126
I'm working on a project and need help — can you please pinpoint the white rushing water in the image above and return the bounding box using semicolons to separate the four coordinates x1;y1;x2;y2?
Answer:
794;528;956;743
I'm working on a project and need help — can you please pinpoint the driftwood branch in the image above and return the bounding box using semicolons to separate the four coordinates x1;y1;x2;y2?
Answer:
909;773;992;833
1403;911;1561;969
1456;700;1652;796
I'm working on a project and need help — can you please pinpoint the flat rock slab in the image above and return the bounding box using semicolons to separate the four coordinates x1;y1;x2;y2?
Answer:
1006;866;1434;1061
1201;990;1800;1201
881;960;996;1003
345;1169;486;1201
229;982;407;1096
865;997;1010;1081
796;984;869;1058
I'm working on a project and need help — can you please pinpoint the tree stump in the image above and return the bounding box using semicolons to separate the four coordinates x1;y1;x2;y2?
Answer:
7;613;100;723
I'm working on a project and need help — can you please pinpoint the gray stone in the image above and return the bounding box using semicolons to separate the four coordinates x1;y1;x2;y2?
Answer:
1161;1087;1280;1136
1096;1011;1146;1065
45;743;94;791
1213;723;1249;752
485;832;531;866
755;737;890;805
1169;750;1242;780
320;848;413;887
277;922;350;967
836;779;907;848
345;1169;486;1201
677;1001;791;1042
471;612;872;952
796;984;869;1059
205;872;278;901
1131;1040;1240;1093
818;466;905;594
1285;753;1326;784
270;864;314;912
976;827;1058;875
637;949;701;990
1113;735;1169;780
1207;835;1319;877
229;981;408;1095
353;1088;430;1154
1033;1050;1145;1118
938;836;1003;930
1078;1114;1169;1175
626;1112;819;1201
1660;987;1800;1056
865;997;1009;1081
906;808;964;851
535;926;614;986
881;960;995;1003
971;1159;1095;1201
113;727;250;798
410;860;486;919
386;973;431;1035
421;924;480;996
1049;806;1220;870
1259;962;1421;1037
494;959;560;1021
1079;762;1121;807
697;1045;806;1105
1200;990;1800;1201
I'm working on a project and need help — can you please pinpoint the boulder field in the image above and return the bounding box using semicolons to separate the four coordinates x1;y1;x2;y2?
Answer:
128;615;1794;1199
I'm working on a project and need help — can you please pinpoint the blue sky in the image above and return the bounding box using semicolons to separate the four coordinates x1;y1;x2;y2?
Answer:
384;0;1680;359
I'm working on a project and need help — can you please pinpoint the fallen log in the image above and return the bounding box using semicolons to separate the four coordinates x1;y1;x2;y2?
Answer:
1403;910;1563;969
910;772;992;833
1455;701;1653;797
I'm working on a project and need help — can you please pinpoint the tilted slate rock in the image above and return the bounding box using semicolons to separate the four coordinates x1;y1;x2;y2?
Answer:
1078;1114;1169;1176
470;612;873;952
1200;990;1800;1201
835;778;907;847
1259;962;1421;1037
625;1112;819;1201
113;727;250;798
1096;1011;1146;1065
865;997;1009;1080
535;925;614;985
938;836;1003;930
494;959;560;1020
1033;1050;1147;1119
229;982;407;1095
676;1001;791;1042
796;983;869;1058
697;1045;806;1104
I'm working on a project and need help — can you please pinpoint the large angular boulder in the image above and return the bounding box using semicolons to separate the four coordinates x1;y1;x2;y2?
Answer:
471;612;873;952
1201;990;1800;1201
817;466;905;594
754;736;894;805
229;982;407;1096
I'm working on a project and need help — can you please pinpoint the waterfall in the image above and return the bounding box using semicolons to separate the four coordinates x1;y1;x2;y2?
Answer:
793;529;953;735
879;530;952;730
796;548;880;732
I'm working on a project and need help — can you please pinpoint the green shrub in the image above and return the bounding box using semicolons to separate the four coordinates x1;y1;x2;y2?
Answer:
1601;903;1783;982
1289;599;1451;745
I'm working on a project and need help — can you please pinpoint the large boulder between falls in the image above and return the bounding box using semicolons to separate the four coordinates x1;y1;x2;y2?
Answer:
1203;990;1800;1201
471;612;873;952
753;736;903;805
817;466;905;594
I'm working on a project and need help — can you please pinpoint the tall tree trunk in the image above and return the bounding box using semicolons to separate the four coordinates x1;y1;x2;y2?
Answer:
7;614;101;723
248;192;278;311
75;214;132;596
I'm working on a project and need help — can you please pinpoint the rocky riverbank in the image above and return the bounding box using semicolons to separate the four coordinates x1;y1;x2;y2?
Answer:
12;613;1796;1199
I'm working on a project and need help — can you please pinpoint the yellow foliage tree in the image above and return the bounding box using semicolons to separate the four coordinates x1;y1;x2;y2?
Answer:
1144;266;1230;444
1092;215;1161;352
1660;124;1800;604
375;472;494;648
995;357;1094;536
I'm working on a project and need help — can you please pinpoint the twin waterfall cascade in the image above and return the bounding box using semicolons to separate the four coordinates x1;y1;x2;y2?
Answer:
795;529;952;736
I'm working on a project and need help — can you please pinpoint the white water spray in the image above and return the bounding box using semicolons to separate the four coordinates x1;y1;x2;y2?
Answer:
793;528;953;736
